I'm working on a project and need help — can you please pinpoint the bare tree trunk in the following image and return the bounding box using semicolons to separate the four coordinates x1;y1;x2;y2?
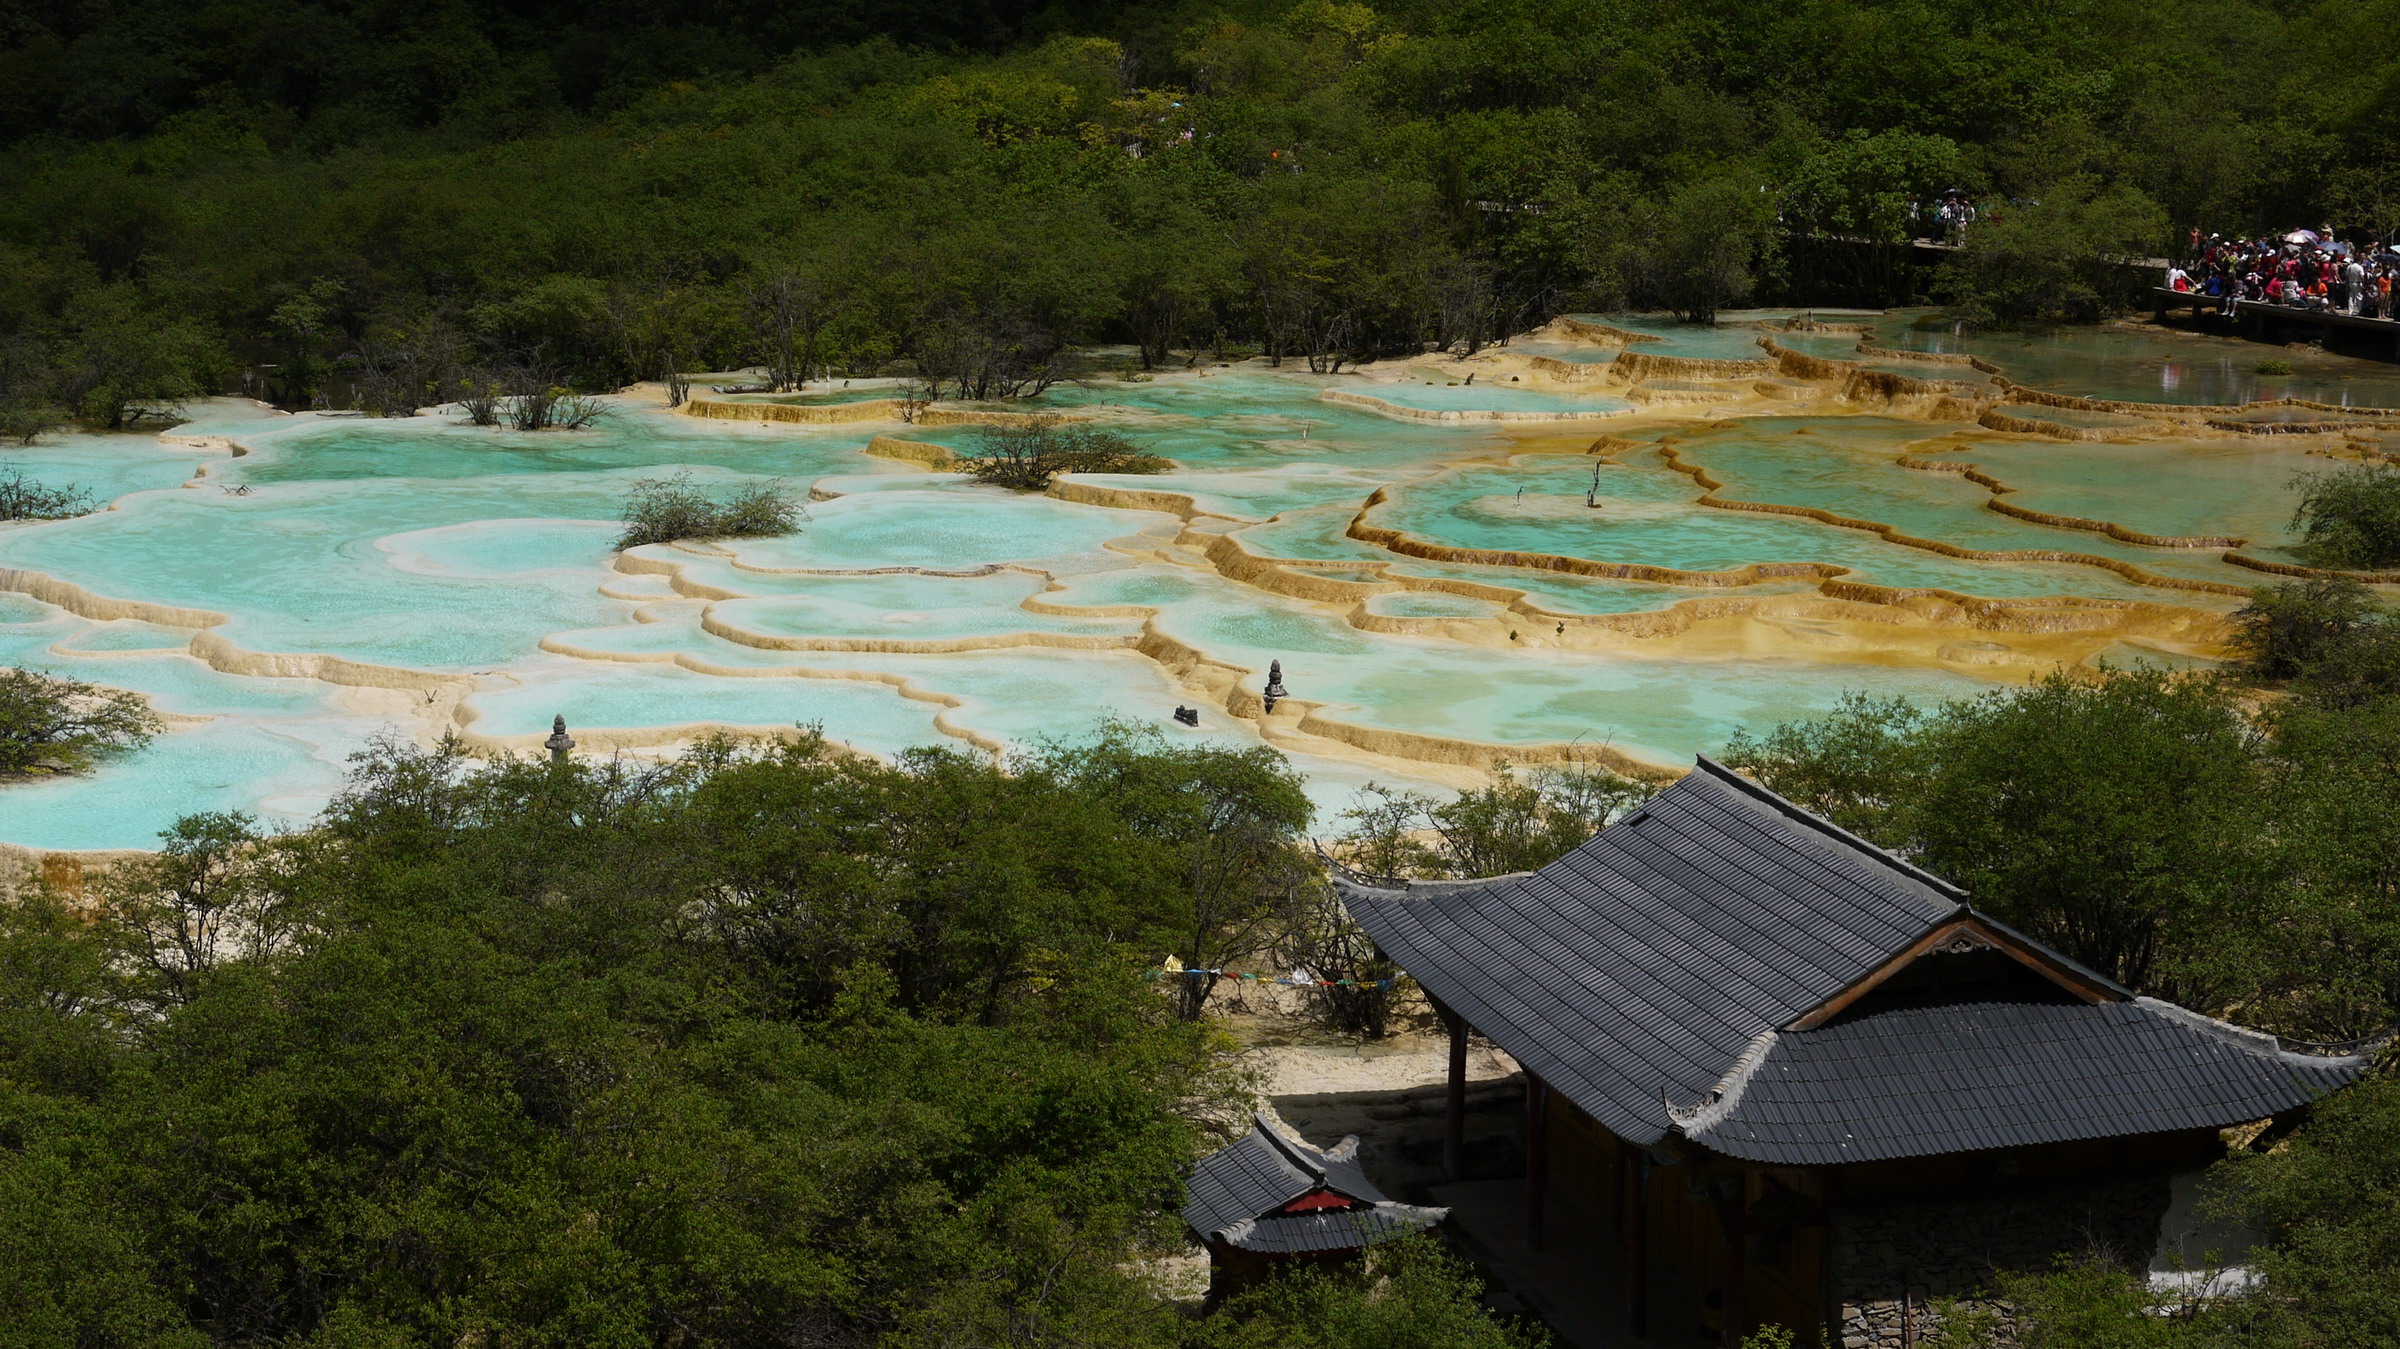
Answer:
745;269;825;393
1302;306;1352;374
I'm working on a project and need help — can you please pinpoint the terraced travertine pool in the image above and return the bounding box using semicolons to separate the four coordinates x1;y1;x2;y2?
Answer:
2;311;2390;851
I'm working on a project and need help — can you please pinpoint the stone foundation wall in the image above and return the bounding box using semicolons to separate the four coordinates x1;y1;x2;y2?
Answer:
1834;1174;2171;1349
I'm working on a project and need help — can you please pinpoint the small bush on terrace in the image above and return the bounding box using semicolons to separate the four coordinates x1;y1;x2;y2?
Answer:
959;416;1165;491
0;465;93;520
0;666;163;777
616;470;798;548
2292;463;2400;570
2230;578;2387;681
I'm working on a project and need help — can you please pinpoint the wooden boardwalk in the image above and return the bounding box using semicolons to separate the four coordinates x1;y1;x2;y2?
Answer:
2155;287;2400;354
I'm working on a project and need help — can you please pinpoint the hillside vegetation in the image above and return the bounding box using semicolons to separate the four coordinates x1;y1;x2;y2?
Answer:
5;0;2396;418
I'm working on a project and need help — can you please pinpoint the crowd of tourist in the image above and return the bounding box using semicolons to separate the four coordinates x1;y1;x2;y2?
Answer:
1912;192;1986;240
2168;230;2400;318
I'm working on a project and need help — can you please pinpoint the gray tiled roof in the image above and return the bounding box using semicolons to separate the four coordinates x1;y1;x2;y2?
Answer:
1341;757;1966;1145
1183;1116;1444;1253
1676;990;2364;1164
1218;1206;1452;1254
1340;757;2364;1157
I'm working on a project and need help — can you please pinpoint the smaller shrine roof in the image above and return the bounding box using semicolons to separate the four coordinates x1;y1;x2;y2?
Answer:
1182;1115;1446;1254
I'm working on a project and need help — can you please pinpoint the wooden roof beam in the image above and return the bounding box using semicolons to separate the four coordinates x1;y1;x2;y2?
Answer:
1785;915;2122;1031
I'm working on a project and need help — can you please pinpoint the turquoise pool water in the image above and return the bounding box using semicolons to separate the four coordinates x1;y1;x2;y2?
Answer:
0;344;2363;851
1563;315;1780;360
1343;382;1634;415
1;431;230;504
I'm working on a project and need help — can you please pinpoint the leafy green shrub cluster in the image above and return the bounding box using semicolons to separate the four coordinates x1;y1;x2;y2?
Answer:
2229;577;2400;707
1333;760;1652;881
0;666;162;776
1218;1237;1547;1349
2291;463;2400;571
2230;577;2386;680
616;470;799;548
959;417;1168;491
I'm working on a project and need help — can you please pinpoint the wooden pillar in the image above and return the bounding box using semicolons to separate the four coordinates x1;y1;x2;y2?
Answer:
1523;1074;1548;1251
1614;1145;1631;1234
1820;1174;1843;1349
1721;1175;1748;1347
1442;1002;1467;1181
1723;1237;1748;1345
1626;1155;1650;1339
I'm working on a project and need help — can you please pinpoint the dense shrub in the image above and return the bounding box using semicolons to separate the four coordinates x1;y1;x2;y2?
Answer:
0;666;162;776
959;417;1167;491
616;470;798;548
2230;578;2387;680
2292;464;2400;570
1333;761;1652;881
2290;621;2400;708
1217;1237;1547;1349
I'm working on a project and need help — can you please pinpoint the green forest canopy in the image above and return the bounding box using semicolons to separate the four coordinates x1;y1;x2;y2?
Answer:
7;0;2400;416
0;727;1535;1348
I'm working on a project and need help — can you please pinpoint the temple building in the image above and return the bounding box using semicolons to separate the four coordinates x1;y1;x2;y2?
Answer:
1183;1114;1448;1299
1335;757;2367;1347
